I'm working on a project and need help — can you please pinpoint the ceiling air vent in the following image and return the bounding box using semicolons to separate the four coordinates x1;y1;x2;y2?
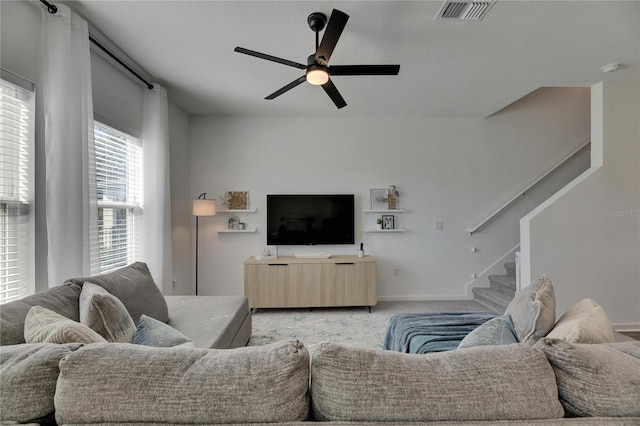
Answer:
435;0;496;21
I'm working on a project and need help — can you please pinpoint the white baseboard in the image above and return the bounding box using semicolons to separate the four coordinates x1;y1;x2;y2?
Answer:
377;295;472;302
613;323;640;332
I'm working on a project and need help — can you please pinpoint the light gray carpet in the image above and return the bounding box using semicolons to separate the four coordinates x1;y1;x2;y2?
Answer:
248;300;490;350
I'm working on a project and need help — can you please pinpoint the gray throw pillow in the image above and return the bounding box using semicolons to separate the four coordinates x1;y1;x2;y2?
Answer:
24;306;106;344
505;275;556;344
457;314;518;349
80;283;136;343
134;314;195;347
535;338;640;417
66;262;168;324
311;342;564;422
0;343;81;423
0;283;82;345
54;340;310;424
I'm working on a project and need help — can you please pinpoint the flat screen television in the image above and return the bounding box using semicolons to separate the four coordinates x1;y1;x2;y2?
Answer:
266;194;355;245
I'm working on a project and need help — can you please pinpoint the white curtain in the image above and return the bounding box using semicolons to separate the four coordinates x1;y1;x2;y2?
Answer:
42;5;98;287
143;85;173;292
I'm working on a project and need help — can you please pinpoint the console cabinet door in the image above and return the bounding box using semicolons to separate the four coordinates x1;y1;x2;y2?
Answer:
284;263;323;307
244;264;287;308
341;262;377;306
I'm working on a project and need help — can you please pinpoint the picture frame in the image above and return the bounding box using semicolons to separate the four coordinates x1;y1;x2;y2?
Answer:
370;188;388;210
382;215;395;230
223;191;249;210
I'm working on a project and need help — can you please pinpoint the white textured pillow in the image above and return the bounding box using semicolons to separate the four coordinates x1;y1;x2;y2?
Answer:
505;275;556;344
24;306;106;344
547;298;614;343
80;282;135;343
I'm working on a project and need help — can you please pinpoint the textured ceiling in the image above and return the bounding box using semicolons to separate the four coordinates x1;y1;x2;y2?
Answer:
68;0;639;117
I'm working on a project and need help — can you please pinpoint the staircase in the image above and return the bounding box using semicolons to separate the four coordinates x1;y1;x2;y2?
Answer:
472;262;516;314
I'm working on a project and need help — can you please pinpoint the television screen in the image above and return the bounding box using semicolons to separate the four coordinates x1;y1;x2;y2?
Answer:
266;194;355;245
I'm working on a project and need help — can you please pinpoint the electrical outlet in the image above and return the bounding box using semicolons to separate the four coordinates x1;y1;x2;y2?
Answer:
434;221;444;231
172;279;178;287
393;268;400;277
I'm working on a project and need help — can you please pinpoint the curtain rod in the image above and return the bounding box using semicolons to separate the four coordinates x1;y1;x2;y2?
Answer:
40;0;154;90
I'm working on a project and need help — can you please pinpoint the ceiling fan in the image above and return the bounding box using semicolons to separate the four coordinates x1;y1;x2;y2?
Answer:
234;9;400;109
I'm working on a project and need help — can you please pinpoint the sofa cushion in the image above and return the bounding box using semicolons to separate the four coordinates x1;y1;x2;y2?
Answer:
505;275;556;344
535;338;640;417
79;283;136;343
24;306;107;344
0;282;82;345
0;343;81;423
546;298;614;343
457;314;518;349
165;295;250;348
133;314;195;347
311;342;564;422
66;262;168;324
54;340;310;424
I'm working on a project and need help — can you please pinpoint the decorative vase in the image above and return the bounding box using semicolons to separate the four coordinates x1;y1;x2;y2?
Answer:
376;224;383;230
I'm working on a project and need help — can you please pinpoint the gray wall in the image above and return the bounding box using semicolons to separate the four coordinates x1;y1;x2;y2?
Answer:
189;87;590;301
521;78;640;327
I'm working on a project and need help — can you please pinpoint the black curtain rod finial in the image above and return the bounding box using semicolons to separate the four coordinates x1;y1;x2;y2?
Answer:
40;0;57;14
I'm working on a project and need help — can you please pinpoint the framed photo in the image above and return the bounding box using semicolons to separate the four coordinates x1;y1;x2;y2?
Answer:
224;191;249;210
370;188;388;210
382;215;395;230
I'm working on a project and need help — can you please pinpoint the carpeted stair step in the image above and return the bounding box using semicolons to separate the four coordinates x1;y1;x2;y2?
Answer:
472;287;512;314
504;262;516;278
488;274;516;297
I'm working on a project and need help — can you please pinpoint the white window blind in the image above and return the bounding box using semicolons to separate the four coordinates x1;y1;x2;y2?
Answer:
94;121;143;273
0;75;35;304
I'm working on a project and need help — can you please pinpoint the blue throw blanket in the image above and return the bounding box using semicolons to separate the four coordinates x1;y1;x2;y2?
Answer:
383;312;497;354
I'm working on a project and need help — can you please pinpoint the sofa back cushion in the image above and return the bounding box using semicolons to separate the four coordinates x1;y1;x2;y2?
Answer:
536;338;640;417
0;343;81;423
311;342;564;422
0;283;81;345
54;340;310;424
66;262;168;324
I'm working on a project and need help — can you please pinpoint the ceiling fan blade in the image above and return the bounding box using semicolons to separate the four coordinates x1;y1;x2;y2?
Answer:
321;78;347;109
330;64;401;76
315;9;349;65
235;47;306;70
265;76;307;100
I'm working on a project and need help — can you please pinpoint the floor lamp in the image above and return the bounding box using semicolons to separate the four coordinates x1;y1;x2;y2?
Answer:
193;193;216;295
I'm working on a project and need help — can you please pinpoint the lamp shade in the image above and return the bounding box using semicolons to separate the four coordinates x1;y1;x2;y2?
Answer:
193;199;216;216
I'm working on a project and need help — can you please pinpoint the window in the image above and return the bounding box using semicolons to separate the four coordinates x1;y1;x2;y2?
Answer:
0;73;35;304
93;121;143;273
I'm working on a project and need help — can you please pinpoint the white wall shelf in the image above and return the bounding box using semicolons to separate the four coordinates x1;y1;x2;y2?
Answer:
217;209;257;213
364;209;405;213
217;227;257;233
365;228;406;233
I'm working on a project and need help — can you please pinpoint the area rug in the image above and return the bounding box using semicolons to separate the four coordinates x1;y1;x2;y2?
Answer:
247;300;489;350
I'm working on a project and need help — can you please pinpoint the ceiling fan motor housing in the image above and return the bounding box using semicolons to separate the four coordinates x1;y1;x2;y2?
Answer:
307;12;327;33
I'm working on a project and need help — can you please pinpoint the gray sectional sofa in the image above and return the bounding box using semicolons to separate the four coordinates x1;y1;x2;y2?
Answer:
2;339;639;424
0;262;251;349
1;266;639;424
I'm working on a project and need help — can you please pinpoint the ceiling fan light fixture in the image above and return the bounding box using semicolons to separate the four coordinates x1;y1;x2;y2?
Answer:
306;67;329;85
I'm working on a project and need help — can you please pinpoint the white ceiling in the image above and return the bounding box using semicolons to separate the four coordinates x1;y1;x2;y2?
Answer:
68;0;639;118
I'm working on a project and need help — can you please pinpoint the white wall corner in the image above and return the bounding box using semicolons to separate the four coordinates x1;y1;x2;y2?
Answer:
590;82;604;168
